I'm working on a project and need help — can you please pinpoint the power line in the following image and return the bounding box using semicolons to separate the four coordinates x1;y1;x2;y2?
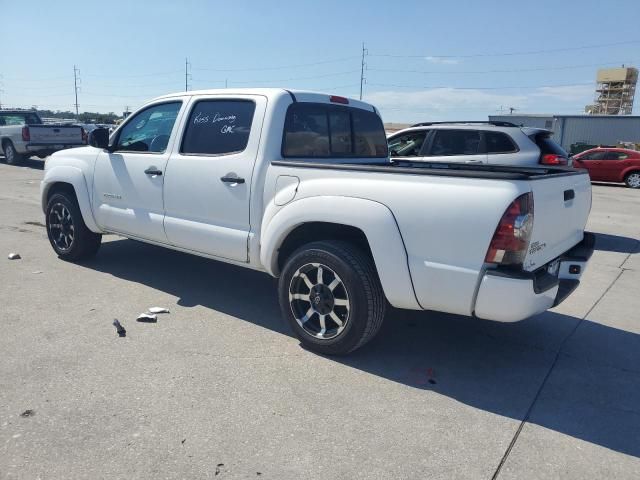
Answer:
226;70;360;85
369;39;640;59
367;60;638;75
192;55;360;72
367;82;593;90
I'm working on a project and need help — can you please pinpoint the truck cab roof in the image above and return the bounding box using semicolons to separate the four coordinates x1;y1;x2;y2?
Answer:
151;88;378;112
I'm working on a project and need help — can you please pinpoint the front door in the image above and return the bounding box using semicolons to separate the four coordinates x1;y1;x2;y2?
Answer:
162;95;266;262
93;101;184;242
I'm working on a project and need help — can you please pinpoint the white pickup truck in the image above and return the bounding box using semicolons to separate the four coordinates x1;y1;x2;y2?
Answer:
40;89;594;355
1;110;85;164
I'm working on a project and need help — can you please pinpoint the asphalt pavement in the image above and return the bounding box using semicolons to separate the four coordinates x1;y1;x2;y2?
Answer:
0;159;638;479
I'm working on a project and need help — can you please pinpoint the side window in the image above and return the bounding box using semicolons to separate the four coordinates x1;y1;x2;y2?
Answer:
388;131;427;157
581;151;607;160
116;102;181;153
485;131;517;154
604;151;628;160
282;103;387;158
430;130;481;156
181;100;256;155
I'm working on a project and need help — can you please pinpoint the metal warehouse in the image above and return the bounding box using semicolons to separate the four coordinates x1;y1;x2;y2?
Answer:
489;114;640;152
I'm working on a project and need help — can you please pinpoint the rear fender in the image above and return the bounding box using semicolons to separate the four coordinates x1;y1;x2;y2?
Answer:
261;196;421;310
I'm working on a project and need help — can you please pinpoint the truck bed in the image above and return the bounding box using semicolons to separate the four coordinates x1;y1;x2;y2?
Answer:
271;159;584;181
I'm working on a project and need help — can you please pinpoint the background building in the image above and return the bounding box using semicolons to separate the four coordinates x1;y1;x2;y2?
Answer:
585;67;638;115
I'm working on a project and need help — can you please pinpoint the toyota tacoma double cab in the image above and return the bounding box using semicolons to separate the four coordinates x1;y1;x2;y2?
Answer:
40;89;594;355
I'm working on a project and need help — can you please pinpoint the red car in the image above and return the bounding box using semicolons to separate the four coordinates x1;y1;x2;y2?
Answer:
572;147;640;189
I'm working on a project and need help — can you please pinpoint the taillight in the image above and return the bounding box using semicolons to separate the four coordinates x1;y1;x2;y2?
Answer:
81;128;88;144
329;95;349;104
22;126;30;142
485;192;534;267
540;154;568;166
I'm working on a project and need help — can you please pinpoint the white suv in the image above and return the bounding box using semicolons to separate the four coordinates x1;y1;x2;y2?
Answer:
388;121;569;166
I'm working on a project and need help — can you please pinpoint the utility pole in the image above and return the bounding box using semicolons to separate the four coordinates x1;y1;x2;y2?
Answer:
185;58;191;91
73;65;81;117
0;74;4;109
359;42;368;100
225;78;228;88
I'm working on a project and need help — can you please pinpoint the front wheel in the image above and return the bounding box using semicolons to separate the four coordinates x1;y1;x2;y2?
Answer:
278;241;386;355
3;142;24;165
625;171;640;189
46;192;102;261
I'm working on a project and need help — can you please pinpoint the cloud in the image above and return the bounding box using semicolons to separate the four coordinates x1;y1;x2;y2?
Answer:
366;84;597;122
367;88;528;122
424;56;460;65
531;84;594;102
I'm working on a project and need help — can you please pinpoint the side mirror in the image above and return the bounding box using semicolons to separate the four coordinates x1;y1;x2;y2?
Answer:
89;128;110;149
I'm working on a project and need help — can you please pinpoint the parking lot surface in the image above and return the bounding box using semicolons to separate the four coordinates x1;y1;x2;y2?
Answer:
1;159;639;479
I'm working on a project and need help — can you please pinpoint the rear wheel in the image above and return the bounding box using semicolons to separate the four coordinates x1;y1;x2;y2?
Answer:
3;142;24;165
624;171;640;189
46;192;102;261
278;241;386;355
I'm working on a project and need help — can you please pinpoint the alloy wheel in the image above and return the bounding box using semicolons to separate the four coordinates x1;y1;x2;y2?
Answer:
48;203;75;252
288;262;350;340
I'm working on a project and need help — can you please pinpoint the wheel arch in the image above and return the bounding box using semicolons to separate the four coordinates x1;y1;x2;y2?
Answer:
41;166;101;233
261;196;421;310
623;168;640;184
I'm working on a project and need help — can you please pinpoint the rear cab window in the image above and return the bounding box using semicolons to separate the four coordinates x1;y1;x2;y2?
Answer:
282;103;388;159
0;112;40;126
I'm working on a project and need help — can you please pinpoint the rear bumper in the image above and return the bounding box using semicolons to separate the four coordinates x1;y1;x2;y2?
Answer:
474;232;595;322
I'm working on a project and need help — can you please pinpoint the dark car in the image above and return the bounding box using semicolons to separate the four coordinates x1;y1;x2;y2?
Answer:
572;147;640;189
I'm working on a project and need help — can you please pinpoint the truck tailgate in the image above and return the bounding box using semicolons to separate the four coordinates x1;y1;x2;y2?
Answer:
524;171;591;271
28;125;83;145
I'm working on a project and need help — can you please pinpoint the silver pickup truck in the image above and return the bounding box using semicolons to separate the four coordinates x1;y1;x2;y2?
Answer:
0;110;85;164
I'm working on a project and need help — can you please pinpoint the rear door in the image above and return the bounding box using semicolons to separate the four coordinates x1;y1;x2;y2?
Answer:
523;172;592;271
162;95;266;262
484;130;522;165
425;129;487;164
600;150;631;182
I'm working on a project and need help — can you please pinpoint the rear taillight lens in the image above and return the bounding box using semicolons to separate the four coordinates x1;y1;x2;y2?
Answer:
485;192;534;267
540;154;568;166
22;126;30;142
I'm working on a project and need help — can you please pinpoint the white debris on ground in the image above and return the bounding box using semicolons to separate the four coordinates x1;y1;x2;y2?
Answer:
8;253;21;260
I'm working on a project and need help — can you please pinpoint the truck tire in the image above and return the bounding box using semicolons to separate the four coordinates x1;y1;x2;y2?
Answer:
624;171;640;189
278;240;386;355
45;192;102;261
3;141;24;165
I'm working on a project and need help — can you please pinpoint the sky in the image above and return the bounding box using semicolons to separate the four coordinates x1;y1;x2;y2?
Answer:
2;0;640;122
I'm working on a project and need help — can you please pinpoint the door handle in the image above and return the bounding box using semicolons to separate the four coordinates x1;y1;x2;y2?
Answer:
144;167;163;176
564;189;575;201
220;175;245;184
